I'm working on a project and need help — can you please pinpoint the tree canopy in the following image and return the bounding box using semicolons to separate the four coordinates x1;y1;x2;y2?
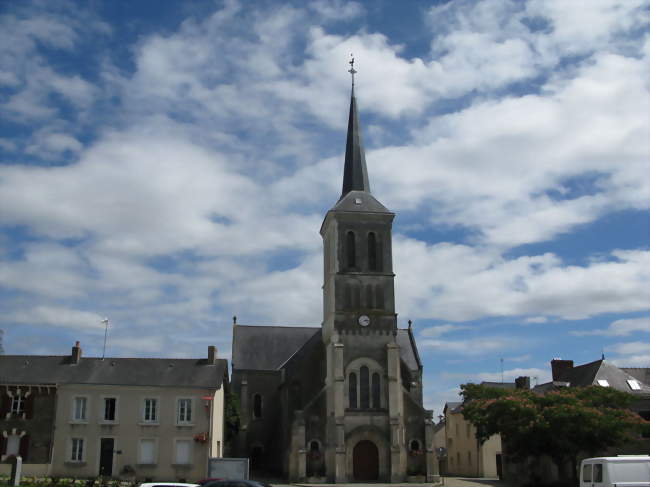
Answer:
460;383;649;479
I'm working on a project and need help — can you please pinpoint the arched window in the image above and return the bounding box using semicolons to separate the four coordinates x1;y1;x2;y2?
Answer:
360;366;370;409
375;285;384;309
371;372;380;408
310;440;320;452
368;232;377;270
365;284;374;308
253;393;262;419
409;439;421;452
346;231;356;268
349;373;358;408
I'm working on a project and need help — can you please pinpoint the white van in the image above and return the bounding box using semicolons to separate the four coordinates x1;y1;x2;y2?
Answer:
580;456;650;487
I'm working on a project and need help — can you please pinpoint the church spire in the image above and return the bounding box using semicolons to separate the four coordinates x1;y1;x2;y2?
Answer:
341;56;370;197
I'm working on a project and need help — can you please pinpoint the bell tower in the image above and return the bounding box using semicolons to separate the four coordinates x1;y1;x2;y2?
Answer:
320;58;406;483
320;64;397;345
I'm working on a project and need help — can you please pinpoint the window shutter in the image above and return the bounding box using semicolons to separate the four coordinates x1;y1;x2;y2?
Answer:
19;435;29;460
0;394;10;418
25;395;35;419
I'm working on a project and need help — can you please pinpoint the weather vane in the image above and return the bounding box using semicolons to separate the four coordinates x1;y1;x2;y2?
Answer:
348;54;357;87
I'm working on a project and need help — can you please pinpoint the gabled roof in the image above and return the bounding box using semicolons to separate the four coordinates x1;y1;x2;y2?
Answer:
232;324;422;372
559;359;650;395
232;325;320;371
444;401;462;414
0;355;227;389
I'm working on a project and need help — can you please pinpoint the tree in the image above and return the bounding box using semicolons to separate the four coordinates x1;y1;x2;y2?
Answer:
460;383;649;482
224;391;241;443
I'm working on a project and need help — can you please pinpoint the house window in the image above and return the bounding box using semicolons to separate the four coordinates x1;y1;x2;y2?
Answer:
71;438;84;461
252;394;262;419
10;396;24;415
368;232;377;270
177;398;193;424
360;366;370;409
346;231;356;268
175;439;192;464
371;372;380;408
349;373;358;408
73;397;87;421
103;397;117;421
143;398;158;422
139;439;156;464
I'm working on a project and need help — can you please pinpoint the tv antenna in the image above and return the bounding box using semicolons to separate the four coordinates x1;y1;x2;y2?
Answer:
101;318;109;359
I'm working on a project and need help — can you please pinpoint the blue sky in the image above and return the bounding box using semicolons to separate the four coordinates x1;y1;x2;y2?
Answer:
1;0;649;415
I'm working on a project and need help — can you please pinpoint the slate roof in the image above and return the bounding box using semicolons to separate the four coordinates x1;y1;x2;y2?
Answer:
232;325;320;370
556;359;650;395
444;401;462;414
621;368;650;384
0;355;227;389
480;381;516;389
341;89;370;197
232;324;422;372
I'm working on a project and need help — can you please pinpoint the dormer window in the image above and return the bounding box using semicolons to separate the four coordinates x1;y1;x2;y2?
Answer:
627;379;641;391
597;379;610;387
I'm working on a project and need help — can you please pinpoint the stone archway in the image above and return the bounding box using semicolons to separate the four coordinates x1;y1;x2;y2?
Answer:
353;440;379;481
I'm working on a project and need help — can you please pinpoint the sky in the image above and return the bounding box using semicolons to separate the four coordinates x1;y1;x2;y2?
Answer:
0;0;649;416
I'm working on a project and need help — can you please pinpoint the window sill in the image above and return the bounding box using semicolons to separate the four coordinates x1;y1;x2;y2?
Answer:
69;420;88;425
64;461;86;466
172;463;193;468
137;463;157;467
99;421;119;425
175;423;194;427
138;422;160;426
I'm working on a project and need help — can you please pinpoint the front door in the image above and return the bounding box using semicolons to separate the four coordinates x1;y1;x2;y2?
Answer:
99;438;114;477
353;440;379;481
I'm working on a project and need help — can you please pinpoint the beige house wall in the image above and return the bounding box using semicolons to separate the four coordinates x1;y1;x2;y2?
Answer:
445;409;501;477
209;386;225;458
51;383;223;481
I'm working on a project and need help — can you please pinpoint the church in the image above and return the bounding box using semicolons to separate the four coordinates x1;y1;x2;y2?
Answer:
230;69;439;483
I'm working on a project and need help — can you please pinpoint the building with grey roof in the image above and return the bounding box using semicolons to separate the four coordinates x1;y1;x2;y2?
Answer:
230;74;438;483
1;342;228;482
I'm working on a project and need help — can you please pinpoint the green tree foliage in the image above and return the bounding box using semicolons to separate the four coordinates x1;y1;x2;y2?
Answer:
224;391;241;442
460;384;649;481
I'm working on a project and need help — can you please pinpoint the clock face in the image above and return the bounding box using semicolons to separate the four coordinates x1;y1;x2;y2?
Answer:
358;315;370;327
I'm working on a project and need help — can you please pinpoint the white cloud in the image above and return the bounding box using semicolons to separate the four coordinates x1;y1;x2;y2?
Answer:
8;306;105;330
607;341;650;356
419;324;470;337
572;317;650;336
419;336;519;356
395;239;650;322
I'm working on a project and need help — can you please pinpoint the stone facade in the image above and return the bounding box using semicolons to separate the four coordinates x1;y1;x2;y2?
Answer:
231;88;439;482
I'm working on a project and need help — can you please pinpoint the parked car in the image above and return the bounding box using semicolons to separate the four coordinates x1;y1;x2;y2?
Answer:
200;481;271;487
580;456;650;487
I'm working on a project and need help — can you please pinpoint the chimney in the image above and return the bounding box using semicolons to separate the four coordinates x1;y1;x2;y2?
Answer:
551;358;573;381
208;345;217;365
71;341;82;364
515;376;530;389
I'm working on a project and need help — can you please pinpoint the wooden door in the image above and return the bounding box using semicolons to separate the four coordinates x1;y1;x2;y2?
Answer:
353;440;379;481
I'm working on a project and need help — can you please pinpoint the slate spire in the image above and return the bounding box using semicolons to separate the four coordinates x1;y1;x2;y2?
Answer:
341;56;370;197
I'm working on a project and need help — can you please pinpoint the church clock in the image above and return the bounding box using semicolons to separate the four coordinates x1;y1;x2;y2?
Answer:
358;315;370;327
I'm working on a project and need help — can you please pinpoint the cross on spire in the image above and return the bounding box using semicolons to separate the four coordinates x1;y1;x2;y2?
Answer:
348;54;357;88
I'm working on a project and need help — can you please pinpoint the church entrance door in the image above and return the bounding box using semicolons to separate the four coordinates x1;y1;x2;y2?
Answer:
352;440;379;481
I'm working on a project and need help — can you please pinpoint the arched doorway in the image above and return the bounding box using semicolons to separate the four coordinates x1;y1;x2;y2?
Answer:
353;440;379;481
